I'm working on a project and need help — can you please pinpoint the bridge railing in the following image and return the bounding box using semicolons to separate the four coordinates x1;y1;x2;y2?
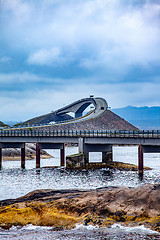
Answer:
1;130;160;138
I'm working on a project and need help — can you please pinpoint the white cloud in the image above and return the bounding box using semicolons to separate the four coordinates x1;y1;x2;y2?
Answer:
0;79;160;121
0;0;160;120
0;72;61;84
27;47;66;66
1;0;160;69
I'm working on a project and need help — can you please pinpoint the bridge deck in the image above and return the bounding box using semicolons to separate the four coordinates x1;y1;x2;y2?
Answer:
1;129;160;138
1;130;160;174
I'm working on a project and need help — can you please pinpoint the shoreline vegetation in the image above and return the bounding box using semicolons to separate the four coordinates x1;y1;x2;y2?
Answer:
0;184;159;232
75;161;151;171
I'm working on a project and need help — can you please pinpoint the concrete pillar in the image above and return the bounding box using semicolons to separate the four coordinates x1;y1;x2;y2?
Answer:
0;146;2;170
36;143;40;168
78;137;88;164
78;138;84;153
102;151;113;163
21;144;25;169
138;145;143;175
60;144;65;166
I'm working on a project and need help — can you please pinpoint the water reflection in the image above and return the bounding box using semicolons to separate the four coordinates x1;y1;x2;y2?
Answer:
138;172;144;181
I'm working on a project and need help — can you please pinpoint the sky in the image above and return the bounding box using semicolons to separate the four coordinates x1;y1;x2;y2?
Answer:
0;0;160;122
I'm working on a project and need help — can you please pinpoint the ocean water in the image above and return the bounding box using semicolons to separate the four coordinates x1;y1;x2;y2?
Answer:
0;146;160;239
0;223;160;240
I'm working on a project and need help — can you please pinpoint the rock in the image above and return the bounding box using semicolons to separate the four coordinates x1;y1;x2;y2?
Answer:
66;153;86;169
2;143;51;160
0;184;159;231
66;153;151;170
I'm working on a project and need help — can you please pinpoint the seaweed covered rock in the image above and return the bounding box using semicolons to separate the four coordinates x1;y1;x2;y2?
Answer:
0;184;160;232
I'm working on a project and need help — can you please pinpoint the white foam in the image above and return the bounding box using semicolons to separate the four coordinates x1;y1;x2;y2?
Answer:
21;224;53;231
75;224;99;231
111;223;160;235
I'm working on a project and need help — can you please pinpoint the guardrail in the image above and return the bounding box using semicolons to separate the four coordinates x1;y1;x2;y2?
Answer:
1;130;160;138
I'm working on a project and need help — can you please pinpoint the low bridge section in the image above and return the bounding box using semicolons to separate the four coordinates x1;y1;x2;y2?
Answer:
1;129;160;174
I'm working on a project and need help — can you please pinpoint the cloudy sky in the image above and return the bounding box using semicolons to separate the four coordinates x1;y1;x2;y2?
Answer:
0;0;160;121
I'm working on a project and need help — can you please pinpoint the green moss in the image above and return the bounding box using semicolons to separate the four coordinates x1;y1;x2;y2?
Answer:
67;153;83;157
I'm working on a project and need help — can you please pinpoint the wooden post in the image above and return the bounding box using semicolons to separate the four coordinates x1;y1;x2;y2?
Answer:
36;143;40;168
0;146;2;170
60;144;65;166
138;145;143;175
21;144;25;169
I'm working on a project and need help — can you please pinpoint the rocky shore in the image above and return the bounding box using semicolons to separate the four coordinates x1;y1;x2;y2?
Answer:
66;153;151;171
2;143;51;160
0;184;159;232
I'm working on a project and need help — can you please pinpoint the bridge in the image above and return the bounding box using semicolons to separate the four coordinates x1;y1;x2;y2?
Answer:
56;97;108;120
0;129;160;175
17;97;108;127
0;97;160;175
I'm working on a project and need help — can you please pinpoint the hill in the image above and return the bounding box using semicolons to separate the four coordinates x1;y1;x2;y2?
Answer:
14;112;73;127
35;110;138;131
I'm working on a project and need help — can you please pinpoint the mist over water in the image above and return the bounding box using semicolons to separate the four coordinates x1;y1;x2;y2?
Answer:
0;146;160;239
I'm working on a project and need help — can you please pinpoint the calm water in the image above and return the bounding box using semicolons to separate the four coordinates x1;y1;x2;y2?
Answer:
0;146;160;239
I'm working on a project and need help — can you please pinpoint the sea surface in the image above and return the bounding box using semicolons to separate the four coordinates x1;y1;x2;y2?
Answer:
0;146;160;239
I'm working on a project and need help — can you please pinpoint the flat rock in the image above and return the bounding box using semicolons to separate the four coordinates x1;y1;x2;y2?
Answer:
0;184;160;231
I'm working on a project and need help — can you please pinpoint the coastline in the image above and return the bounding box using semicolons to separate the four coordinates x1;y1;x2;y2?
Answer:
66;161;151;171
2;154;52;161
1;143;52;161
0;184;159;232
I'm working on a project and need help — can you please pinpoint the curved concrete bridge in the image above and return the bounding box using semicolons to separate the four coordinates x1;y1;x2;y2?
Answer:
56;97;108;122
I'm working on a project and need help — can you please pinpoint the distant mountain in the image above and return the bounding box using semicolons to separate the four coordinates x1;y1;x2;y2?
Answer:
112;106;160;130
4;121;17;127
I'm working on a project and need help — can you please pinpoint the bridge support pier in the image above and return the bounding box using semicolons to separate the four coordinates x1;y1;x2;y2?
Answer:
138;145;143;175
78;137;113;167
21;144;25;169
36;143;40;168
0;145;2;170
60;144;65;166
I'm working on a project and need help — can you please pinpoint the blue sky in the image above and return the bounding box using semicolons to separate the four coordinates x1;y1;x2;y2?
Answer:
0;0;160;121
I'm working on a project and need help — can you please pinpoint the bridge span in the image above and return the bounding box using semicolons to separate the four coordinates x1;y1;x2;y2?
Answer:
1;129;160;175
16;97;108;127
56;97;108;120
